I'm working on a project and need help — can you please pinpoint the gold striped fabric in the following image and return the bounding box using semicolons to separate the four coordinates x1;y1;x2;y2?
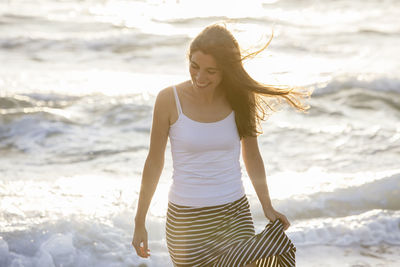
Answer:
166;195;296;267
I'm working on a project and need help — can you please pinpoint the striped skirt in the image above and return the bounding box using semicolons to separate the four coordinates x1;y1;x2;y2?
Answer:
165;195;296;267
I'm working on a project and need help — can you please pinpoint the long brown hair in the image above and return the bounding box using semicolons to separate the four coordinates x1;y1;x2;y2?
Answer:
188;23;313;138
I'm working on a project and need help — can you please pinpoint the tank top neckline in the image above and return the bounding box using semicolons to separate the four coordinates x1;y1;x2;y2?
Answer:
171;85;234;126
181;110;234;124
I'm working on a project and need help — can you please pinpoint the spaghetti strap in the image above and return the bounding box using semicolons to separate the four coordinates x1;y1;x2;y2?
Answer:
172;85;183;115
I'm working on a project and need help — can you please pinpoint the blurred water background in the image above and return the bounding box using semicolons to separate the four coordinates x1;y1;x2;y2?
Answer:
0;0;400;266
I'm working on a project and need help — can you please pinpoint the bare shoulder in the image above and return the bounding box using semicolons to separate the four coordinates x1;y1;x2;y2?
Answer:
155;81;191;125
154;85;177;125
156;85;183;113
155;86;174;106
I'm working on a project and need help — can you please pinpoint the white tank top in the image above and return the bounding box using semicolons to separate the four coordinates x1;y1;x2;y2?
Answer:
168;85;245;207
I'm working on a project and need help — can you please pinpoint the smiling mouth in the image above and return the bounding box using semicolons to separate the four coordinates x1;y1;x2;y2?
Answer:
195;82;209;88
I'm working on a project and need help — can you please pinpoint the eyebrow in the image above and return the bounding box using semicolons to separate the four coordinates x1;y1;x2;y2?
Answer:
190;60;219;71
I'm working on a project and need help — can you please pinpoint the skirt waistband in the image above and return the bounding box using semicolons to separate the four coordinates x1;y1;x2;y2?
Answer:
167;194;247;212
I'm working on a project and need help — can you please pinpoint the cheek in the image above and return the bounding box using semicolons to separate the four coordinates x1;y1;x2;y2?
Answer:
189;67;197;78
214;73;223;83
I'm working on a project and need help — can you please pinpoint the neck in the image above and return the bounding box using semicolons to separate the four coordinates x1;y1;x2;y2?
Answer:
191;84;224;105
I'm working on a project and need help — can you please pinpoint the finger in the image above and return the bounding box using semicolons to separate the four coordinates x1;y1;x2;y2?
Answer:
139;246;146;258
143;240;150;257
283;223;289;230
282;217;290;230
132;241;143;257
139;246;149;258
268;214;277;222
139;241;150;258
275;214;287;229
133;239;147;258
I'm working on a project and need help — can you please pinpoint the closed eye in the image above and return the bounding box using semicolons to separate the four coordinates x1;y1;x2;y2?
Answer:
190;63;199;69
190;61;218;74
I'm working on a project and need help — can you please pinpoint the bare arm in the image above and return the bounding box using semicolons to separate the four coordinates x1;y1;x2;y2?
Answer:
132;88;171;257
241;136;290;230
241;136;273;210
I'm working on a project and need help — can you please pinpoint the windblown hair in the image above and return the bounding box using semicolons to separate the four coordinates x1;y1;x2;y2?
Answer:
188;23;313;138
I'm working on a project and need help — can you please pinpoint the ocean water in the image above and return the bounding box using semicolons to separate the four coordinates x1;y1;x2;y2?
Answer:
1;0;400;266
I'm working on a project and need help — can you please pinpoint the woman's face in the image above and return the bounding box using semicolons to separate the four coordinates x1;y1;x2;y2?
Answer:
189;50;222;91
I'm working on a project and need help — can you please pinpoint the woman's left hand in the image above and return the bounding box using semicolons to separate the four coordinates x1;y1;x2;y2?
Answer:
263;207;291;231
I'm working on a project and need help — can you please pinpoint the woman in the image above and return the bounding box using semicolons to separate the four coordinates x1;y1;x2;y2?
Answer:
132;23;311;267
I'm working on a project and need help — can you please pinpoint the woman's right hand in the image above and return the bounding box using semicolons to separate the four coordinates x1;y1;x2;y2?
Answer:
132;224;150;258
